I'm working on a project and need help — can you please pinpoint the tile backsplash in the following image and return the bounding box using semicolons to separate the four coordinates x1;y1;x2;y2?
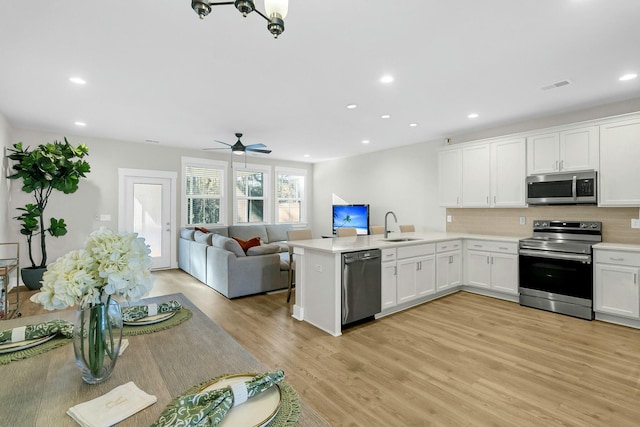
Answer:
446;207;640;244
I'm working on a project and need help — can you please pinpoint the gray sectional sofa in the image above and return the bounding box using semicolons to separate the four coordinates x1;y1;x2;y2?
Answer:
178;224;292;298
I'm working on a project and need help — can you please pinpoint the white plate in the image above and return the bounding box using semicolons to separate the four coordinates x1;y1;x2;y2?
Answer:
0;334;55;354
200;374;282;427
123;311;176;326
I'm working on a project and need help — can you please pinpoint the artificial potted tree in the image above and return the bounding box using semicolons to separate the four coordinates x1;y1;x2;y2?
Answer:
7;138;90;289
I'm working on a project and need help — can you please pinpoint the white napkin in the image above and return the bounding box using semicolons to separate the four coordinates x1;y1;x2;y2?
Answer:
67;382;157;427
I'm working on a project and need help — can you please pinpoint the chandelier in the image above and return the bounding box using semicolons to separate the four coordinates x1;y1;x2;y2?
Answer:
191;0;289;38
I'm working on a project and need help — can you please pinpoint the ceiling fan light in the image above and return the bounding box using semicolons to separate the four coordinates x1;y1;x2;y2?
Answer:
264;0;288;19
233;150;245;155
235;0;255;17
191;0;211;19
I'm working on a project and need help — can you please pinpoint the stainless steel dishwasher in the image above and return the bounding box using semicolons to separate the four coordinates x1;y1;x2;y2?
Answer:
342;249;382;326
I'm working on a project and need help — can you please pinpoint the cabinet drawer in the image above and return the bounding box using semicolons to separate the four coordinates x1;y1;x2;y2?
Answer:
466;240;517;254
397;243;435;259
594;250;640;267
381;248;397;263
437;240;462;253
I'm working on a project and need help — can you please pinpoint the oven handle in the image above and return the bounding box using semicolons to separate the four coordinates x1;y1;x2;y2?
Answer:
519;249;591;263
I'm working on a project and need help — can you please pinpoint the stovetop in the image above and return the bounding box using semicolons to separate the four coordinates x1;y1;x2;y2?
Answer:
520;219;602;254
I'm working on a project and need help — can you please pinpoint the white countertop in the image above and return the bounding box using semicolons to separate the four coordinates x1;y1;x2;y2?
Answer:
593;242;640;252
288;232;522;254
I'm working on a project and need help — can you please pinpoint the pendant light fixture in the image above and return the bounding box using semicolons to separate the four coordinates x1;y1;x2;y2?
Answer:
191;0;289;38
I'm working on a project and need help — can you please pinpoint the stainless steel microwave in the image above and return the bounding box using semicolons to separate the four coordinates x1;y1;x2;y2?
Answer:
526;170;597;205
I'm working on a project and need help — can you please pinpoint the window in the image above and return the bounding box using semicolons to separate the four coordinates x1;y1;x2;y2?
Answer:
275;168;306;224
234;163;270;224
182;157;226;225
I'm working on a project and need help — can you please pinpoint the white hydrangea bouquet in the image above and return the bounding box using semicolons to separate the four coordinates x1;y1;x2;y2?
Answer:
30;227;153;383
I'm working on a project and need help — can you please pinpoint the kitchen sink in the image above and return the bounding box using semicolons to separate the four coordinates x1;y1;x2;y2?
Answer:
380;238;423;242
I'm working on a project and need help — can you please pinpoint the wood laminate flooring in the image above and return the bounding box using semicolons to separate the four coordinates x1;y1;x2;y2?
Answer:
16;269;640;426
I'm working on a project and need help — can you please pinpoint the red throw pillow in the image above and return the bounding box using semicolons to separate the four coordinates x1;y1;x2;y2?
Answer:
233;237;261;253
195;226;210;233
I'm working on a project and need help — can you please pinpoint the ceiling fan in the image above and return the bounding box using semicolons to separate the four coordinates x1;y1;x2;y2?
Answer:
204;132;272;167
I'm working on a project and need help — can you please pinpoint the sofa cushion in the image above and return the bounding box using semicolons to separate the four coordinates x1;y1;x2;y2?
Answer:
233;237;261;253
246;244;280;256
212;234;246;257
265;224;291;244
180;228;196;240
194;231;214;245
206;226;229;237
228;225;268;243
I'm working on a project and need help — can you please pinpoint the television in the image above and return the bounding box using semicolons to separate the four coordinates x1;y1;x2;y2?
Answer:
332;204;370;235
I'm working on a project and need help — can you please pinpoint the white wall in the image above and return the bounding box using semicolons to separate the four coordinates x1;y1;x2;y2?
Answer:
8;128;312;268
0;112;12;243
312;139;445;236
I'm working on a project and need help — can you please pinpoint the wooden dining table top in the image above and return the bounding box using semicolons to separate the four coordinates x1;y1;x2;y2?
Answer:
0;292;329;426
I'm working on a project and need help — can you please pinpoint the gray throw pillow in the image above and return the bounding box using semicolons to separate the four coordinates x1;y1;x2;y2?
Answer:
194;231;213;245
212;234;246;257
180;228;196;240
246;244;279;256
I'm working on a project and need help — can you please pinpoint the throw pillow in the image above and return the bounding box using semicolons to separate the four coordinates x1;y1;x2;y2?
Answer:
212;235;246;257
233;237;261;253
194;226;210;233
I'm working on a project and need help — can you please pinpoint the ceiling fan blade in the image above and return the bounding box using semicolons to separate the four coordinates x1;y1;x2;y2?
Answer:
247;148;272;154
202;147;230;151
244;143;266;149
214;140;232;147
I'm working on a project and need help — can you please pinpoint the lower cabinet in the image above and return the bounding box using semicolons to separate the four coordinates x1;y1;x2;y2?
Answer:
594;249;640;319
397;245;436;304
381;249;397;311
466;240;518;295
436;240;462;292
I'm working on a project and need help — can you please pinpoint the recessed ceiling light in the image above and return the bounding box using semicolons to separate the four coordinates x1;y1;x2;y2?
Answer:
69;77;86;85
381;114;391;119
362;140;370;144
380;75;394;84
468;113;479;119
303;154;310;158
346;104;357;109
409;123;418;127
619;73;638;81
74;121;86;127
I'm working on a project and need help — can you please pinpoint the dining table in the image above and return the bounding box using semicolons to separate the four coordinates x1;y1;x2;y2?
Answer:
0;292;329;426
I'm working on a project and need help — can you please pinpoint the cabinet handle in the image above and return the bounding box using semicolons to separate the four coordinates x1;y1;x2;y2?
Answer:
635;273;637;285
494;195;496;204
499;246;509;250
456;196;459;205
474;244;482;248
486;256;490;264
486;196;489;204
610;257;624;262
559;160;564;170
490;256;494;264
555;160;559;171
449;255;452;263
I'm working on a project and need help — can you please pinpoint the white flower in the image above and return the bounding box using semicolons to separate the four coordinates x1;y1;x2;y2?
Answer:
30;228;154;310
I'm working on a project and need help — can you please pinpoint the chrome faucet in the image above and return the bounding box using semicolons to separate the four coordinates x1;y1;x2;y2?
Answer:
384;211;398;239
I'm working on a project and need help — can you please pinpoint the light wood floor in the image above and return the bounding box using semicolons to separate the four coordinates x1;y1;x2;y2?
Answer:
17;270;640;426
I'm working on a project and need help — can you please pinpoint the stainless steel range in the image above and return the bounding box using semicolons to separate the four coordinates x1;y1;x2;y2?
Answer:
519;220;602;320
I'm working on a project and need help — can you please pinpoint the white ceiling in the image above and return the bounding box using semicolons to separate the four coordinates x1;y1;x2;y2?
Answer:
1;1;639;163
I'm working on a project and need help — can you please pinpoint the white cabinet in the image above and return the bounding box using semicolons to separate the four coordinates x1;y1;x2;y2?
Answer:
396;244;435;304
438;148;462;207
436;240;462;292
491;138;526;207
599;118;640;206
594;249;640;318
465;240;518;295
526;126;599;175
380;248;397;311
461;144;491;207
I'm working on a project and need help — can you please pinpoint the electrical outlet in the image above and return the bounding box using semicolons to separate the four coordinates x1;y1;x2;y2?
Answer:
447;215;452;223
519;217;526;225
632;219;640;229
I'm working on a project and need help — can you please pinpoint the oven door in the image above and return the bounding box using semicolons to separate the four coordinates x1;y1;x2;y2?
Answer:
518;249;594;319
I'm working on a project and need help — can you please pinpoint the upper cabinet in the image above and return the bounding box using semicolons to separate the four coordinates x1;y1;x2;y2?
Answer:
438;148;462;207
599;118;640;206
438;138;526;208
526;126;599;175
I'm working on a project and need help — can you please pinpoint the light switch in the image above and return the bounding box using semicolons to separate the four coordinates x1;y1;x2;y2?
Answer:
519;217;526;225
99;214;111;221
446;215;452;223
631;219;640;229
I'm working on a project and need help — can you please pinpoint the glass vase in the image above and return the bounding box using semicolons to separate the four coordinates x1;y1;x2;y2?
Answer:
73;298;123;384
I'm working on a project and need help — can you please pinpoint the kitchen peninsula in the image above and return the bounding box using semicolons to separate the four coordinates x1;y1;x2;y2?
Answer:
289;232;521;336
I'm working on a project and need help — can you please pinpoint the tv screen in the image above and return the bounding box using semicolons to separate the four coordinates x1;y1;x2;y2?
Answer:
332;204;370;235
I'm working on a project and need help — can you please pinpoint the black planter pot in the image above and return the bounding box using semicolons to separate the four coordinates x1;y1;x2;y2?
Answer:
21;267;46;290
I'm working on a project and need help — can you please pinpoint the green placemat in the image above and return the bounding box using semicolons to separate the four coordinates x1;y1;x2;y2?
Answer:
159;372;301;427
123;308;192;336
0;337;72;365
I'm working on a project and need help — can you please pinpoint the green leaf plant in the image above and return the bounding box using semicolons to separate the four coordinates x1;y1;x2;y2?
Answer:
7;138;90;268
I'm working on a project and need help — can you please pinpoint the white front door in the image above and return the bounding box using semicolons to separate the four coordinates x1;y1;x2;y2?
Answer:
119;169;177;270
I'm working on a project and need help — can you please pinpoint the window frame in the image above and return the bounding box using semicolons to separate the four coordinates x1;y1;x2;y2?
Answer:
274;166;307;225
232;161;271;225
181;156;228;226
